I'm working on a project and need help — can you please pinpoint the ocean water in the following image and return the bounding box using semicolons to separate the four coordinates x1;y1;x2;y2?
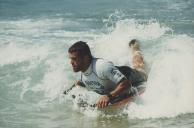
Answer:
0;0;194;128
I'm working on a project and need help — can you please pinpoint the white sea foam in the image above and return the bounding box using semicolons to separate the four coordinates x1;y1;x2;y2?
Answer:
0;19;100;39
0;43;50;66
0;18;77;30
93;20;170;66
30;54;68;101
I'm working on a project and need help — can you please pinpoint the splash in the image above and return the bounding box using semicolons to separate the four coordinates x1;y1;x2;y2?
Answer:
90;18;194;118
125;35;194;119
0;43;50;66
93;19;171;65
1;16;193;119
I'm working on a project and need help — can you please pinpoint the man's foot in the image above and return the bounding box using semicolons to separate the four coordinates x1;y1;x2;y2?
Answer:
129;39;140;51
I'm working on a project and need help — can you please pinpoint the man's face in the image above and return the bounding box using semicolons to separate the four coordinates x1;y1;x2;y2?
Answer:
68;52;85;72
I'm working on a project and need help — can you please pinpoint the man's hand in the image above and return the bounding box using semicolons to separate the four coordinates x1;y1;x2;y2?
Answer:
75;81;81;86
75;81;86;87
96;95;110;108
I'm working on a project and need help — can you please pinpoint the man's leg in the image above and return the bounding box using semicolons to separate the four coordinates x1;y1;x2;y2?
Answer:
129;39;146;71
129;39;147;80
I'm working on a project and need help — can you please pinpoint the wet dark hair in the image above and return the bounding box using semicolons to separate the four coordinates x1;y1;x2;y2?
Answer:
68;41;92;59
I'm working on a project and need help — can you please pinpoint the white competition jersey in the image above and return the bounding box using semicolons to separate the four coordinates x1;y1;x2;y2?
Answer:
78;58;125;94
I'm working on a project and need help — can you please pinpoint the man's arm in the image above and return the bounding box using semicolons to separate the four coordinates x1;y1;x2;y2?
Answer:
96;78;131;108
109;78;131;97
95;61;131;108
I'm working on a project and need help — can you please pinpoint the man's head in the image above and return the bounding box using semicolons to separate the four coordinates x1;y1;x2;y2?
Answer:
68;41;92;72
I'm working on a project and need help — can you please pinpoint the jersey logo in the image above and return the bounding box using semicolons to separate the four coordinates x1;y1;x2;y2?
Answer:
110;68;122;78
84;81;104;94
85;81;104;89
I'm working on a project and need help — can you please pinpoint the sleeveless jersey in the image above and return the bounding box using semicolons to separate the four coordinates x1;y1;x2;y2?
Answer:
78;58;125;94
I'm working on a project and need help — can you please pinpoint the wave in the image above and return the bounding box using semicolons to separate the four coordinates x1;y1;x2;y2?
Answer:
0;16;194;119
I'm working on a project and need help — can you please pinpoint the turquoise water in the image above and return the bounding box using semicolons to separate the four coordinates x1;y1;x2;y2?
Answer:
0;0;194;128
